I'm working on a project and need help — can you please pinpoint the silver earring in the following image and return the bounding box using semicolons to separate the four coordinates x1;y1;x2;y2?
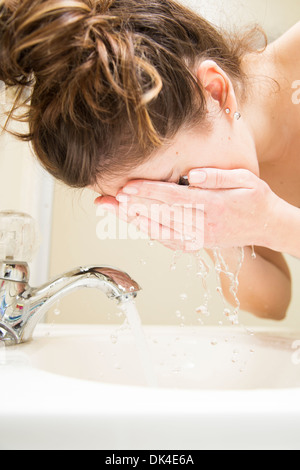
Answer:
234;111;242;121
225;107;231;114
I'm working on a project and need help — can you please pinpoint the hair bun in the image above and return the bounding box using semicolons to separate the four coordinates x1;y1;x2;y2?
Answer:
0;0;267;190
0;0;101;87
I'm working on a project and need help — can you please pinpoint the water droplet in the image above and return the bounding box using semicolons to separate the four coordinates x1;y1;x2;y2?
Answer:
196;270;205;278
211;339;218;346
223;308;231;317
196;305;210;316
114;363;122;370
179;293;188;301
215;263;222;274
54;308;60;316
140;259;147;266
245;328;255;336
110;334;118;344
175;310;182;318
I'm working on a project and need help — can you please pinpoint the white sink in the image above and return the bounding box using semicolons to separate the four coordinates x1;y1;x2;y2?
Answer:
1;324;300;450
15;324;300;390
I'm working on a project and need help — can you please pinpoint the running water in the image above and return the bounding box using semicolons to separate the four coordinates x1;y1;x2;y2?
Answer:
170;249;184;271
194;252;211;318
170;247;245;325
116;247;246;387
213;247;245;325
119;300;157;388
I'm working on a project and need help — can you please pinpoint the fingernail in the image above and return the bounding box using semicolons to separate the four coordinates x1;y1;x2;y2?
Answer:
122;186;139;195
189;170;207;184
116;194;130;203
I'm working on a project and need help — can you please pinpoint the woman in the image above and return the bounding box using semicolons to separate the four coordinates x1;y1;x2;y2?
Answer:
0;0;297;320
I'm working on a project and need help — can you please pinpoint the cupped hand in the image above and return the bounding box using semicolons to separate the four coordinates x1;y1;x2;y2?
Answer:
95;168;280;252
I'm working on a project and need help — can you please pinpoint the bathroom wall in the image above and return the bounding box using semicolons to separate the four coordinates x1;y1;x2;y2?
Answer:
0;92;54;285
48;0;300;328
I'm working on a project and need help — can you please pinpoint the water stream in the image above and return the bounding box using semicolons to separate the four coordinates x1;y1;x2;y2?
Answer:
212;247;245;325
118;246;247;388
119;300;158;388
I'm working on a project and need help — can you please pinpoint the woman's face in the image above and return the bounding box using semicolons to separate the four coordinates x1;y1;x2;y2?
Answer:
94;109;259;199
94;60;261;199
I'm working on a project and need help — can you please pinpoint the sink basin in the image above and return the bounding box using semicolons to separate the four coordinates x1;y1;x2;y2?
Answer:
1;324;300;450
16;324;300;390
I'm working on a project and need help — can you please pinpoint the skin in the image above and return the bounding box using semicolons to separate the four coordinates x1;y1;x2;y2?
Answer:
94;21;300;321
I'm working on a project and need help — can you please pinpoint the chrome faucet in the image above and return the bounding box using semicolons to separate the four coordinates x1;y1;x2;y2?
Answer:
0;212;141;346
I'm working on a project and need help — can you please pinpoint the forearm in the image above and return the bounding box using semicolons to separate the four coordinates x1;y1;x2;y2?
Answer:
266;196;300;258
206;246;292;320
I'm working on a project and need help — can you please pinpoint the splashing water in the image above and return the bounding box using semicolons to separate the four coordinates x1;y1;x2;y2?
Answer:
251;245;257;260
213;247;245;325
194;252;211;319
114;244;247;386
119;300;157;388
170;249;184;271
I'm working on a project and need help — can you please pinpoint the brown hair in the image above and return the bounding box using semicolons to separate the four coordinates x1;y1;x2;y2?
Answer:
0;0;266;188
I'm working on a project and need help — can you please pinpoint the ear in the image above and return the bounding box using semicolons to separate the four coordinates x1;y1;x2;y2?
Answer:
196;60;238;114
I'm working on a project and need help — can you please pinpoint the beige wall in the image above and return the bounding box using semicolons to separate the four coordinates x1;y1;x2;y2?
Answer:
46;0;300;328
0;94;54;285
186;0;299;39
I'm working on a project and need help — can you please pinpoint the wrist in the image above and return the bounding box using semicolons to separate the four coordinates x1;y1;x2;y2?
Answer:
264;195;300;255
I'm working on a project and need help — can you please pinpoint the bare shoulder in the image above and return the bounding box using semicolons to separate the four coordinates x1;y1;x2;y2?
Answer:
271;21;300;60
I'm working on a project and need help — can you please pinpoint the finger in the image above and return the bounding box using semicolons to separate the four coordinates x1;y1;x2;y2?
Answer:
119;180;191;205
95;197;120;219
130;214;181;243
94;196;103;205
188;168;257;189
95;196;118;207
118;181;210;206
130;215;201;252
119;196;206;237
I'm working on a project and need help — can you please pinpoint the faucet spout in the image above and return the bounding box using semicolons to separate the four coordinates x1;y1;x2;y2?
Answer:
0;263;141;345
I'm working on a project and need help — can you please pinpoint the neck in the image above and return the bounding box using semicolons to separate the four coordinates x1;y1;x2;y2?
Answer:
241;44;296;167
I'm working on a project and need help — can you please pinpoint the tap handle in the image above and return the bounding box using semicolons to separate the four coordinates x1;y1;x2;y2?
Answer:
0;211;40;262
